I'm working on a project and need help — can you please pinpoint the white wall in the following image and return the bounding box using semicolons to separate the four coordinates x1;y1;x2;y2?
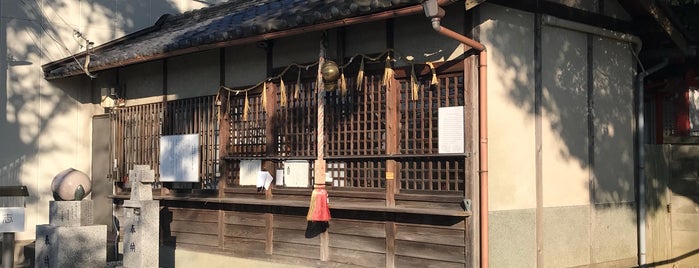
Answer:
0;0;212;240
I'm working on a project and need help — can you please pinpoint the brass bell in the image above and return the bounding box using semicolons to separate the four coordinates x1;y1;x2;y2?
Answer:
321;60;340;91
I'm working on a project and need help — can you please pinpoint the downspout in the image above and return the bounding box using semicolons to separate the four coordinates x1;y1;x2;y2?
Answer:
422;1;488;267
636;58;668;267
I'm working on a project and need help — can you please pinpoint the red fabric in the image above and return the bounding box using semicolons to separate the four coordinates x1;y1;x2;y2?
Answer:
309;185;331;221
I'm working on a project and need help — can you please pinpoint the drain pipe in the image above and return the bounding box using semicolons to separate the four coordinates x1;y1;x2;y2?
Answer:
422;1;488;267
636;58;668;267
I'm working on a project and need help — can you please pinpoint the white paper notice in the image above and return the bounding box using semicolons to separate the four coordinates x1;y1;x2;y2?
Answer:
275;169;284;186
239;160;261;186
284;160;310;187
438;106;465;154
257;171;273;190
160;134;200;182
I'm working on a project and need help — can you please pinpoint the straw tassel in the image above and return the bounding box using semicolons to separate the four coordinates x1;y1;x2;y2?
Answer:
427;62;439;87
294;71;301;99
339;71;347;96
280;79;288;107
261;82;268;113
242;92;250;121
382;56;394;88
356;58;364;91
305;184;331;238
411;64;420;100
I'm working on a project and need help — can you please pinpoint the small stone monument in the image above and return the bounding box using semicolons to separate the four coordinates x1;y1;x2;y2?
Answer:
121;165;159;268
36;168;106;268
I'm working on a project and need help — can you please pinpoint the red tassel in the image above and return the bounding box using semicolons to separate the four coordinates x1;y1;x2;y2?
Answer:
307;184;330;222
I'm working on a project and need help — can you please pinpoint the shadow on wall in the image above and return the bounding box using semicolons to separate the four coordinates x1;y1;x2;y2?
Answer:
0;0;179;239
479;5;683;218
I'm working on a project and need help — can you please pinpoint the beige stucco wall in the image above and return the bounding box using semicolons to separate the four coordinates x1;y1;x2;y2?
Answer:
592;36;635;204
479;4;537;211
0;0;211;241
541;25;590;207
168;49;220;100
480;2;637;266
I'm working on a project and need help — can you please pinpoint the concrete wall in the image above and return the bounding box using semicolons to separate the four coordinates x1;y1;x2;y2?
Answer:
0;0;214;242
479;2;637;267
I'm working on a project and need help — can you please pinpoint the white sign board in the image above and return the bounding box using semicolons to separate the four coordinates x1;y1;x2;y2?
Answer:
0;207;25;232
438;106;465;154
284;160;310;187
160;134;200;182
239;160;261;186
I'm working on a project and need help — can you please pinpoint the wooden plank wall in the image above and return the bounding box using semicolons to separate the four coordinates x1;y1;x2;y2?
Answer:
223;211;268;256
394;221;466;267
169;207;219;248
118;201;469;267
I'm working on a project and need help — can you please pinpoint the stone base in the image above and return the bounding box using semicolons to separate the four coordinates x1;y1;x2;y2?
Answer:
35;224;106;268
122;200;159;268
49;200;93;227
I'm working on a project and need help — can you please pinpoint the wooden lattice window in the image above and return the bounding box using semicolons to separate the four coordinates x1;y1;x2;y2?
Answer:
111;95;219;188
399;157;465;192
113;102;163;181
226;93;267;157
396;72;467;192
400;74;465;155
276;80;317;158
326;75;386;156
327;159;386;188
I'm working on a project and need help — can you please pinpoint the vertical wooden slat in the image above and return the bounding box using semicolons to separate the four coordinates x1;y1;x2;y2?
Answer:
265;213;273;255
386;222;396;268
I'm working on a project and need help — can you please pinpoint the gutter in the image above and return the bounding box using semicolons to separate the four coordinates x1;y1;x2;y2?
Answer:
636;58;668;267
422;1;488;267
542;15;642;54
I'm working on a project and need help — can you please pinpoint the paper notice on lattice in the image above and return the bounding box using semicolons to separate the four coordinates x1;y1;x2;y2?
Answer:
438;106;465;154
239;160;261;186
284;160;310;187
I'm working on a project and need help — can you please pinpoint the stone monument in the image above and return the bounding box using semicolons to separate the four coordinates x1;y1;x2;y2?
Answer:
121;165;159;268
36;168;106;268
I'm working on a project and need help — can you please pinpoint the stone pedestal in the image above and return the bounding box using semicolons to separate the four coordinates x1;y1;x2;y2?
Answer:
122;200;159;268
35;200;106;268
121;165;159;268
35;224;106;268
49;200;93;227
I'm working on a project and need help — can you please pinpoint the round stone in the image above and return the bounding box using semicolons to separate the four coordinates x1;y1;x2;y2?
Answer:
51;168;92;201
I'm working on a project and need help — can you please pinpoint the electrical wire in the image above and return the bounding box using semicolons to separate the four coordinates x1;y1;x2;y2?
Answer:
18;0;95;77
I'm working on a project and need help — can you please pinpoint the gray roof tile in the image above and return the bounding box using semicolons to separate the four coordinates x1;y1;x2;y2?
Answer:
42;0;424;79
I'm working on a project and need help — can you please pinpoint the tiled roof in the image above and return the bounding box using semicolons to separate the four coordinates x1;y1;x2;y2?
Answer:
42;0;425;79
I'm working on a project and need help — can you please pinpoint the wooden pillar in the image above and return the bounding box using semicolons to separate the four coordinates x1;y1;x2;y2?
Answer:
464;55;479;268
385;78;400;207
264;82;278;199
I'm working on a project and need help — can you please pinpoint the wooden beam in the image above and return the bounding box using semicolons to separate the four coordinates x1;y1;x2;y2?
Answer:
642;0;690;56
